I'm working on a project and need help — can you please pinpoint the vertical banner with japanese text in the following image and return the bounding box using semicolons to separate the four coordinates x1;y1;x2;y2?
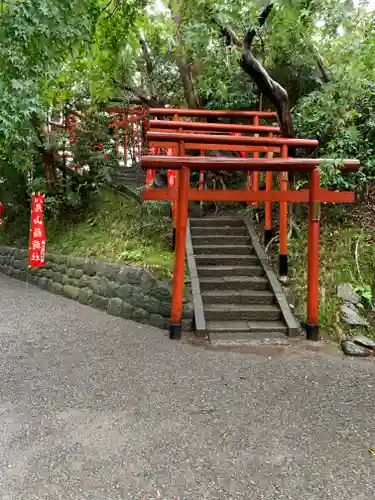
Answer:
29;194;46;268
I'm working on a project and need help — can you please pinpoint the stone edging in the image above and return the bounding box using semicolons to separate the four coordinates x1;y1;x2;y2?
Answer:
0;247;193;331
244;219;300;337
186;221;206;336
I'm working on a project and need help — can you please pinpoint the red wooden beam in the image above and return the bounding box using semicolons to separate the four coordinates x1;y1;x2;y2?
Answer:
147;131;318;148
142;188;355;203
149;108;277;118
149;120;281;134
141;156;360;173
149;141;281;153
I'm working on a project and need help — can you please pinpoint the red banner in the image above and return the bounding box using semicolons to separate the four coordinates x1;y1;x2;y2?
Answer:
199;151;205;189
146;169;156;187
29;194;46;268
166;149;178;220
230;132;246;158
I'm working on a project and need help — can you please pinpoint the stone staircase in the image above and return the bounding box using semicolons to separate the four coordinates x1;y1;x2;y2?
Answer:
188;217;299;343
113;165;146;187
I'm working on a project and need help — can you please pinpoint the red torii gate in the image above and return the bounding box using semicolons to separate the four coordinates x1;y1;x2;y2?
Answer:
141;134;360;342
148;131;321;278
148;118;282;242
148;108;278;215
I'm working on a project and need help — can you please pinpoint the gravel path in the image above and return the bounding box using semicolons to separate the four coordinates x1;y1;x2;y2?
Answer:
0;273;374;500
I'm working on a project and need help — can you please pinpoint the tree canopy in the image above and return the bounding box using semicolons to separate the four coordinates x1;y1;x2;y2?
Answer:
0;0;374;217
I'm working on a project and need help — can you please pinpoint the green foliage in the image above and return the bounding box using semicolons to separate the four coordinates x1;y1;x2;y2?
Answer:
293;9;375;187
288;208;375;336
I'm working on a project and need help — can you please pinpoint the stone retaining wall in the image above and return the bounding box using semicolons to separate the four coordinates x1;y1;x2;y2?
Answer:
0;247;193;330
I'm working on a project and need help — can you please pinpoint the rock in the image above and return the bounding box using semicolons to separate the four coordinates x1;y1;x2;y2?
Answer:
61;275;70;286
107;298;123;317
83;260;96;276
152;281;172;301
51;282;63;295
62;285;80;300
341;340;371;357
159;301;172;317
106;280;120;298
353;335;375;349
183;302;194;318
182;318;193;331
103;264;119;281
337;283;360;305
78;288;93;305
117;284;133;300
121;302;133;319
38;277;48;289
144;296;160;315
149;313;165;329
279;276;292;287
129;289;147;309
341;302;369;327
46;270;54;280
133;308;149;324
126;269;143;286
73;257;86;269
74;269;84;279
67;268;76;278
91;295;108;311
52;272;63;283
139;270;155;294
116;266;134;285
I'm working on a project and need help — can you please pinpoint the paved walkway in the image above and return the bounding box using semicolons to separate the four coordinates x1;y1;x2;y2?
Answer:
1;273;375;500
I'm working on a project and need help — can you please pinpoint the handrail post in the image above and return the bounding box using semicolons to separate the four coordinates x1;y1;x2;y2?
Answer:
264;131;273;244
170;166;190;339
307;168;320;341
279;145;288;277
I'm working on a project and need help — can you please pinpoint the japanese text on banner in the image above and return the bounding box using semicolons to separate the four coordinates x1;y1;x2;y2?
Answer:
29;194;46;268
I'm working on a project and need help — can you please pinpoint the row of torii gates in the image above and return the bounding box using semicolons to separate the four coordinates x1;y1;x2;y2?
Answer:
141;108;359;341
65;106;360;342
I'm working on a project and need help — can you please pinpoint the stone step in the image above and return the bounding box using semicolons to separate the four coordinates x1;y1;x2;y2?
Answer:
202;290;274;305
209;331;289;345
191;226;248;237
194;254;257;266
199;276;269;291
115;174;145;181
197;265;264;278
192;235;251;246
204;304;281;321
206;320;288;335
194;245;252;256
190;217;245;228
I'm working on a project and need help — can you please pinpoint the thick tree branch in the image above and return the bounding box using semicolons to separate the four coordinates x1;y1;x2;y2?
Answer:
140;38;154;76
113;79;165;108
212;19;242;48
243;1;273;49
140;37;156;95
215;2;294;137
314;49;329;83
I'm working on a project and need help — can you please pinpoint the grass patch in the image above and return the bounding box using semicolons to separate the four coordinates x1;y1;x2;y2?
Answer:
288;206;375;338
48;189;174;278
